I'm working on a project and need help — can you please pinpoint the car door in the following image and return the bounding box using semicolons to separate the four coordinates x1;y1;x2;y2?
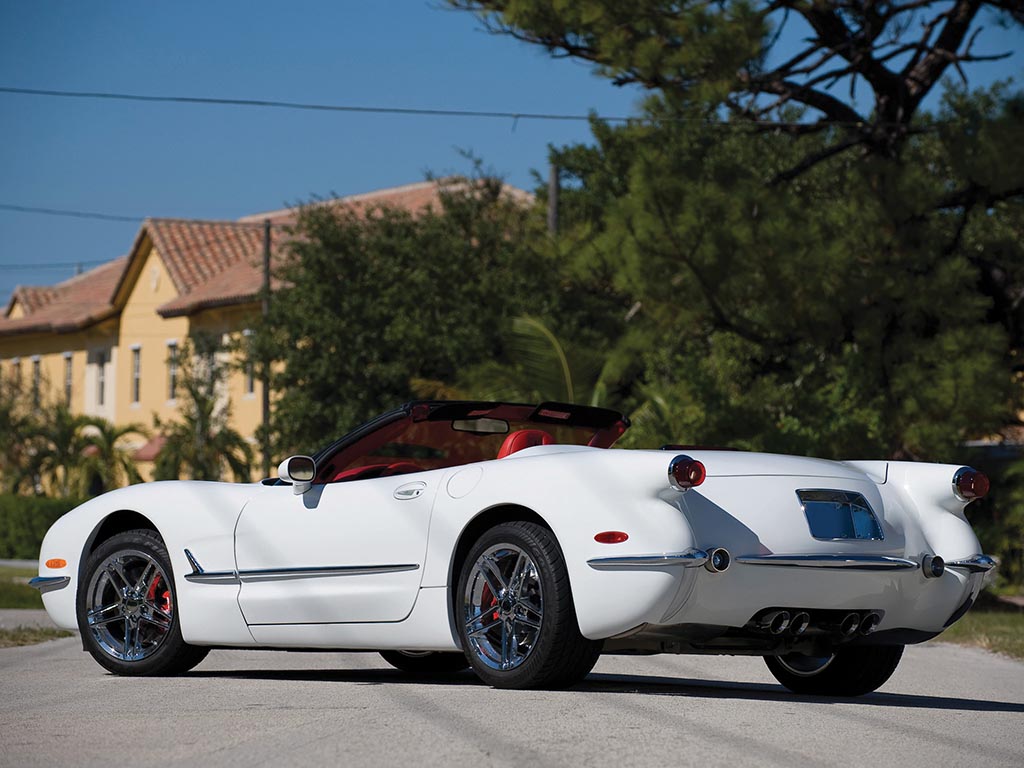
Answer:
234;470;439;625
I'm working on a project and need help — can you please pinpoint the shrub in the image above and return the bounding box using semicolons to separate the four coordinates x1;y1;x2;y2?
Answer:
0;495;84;559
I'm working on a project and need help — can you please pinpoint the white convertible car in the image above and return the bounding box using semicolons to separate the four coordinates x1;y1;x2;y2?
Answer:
32;400;997;694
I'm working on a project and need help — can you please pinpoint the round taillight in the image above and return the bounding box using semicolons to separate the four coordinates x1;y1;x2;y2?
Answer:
953;467;990;502
668;455;706;492
594;531;629;544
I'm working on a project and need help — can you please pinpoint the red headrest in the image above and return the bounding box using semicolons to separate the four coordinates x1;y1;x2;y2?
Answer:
497;429;554;459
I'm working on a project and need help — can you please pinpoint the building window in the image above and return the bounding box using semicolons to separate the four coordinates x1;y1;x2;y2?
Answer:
131;347;141;403
31;358;41;407
167;342;178;400
11;358;20;389
96;351;106;407
64;353;73;407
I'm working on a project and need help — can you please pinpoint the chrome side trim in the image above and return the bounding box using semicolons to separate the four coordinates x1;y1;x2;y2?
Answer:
735;554;918;570
184;570;240;584
28;576;70;593
236;564;420;582
587;548;709;570
945;554;998;573
183;548;239;584
182;549;419;584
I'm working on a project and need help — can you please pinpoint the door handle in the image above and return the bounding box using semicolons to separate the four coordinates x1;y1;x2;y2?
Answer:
394;481;427;500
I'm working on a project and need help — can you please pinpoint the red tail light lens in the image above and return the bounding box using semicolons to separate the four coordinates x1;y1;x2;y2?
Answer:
669;455;706;492
953;467;990;502
594;531;629;544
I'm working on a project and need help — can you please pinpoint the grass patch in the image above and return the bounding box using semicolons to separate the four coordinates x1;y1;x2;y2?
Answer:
941;609;1024;660
0;566;43;610
0;626;73;648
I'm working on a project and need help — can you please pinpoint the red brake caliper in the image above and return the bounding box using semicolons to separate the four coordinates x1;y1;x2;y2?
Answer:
146;574;172;615
482;583;499;621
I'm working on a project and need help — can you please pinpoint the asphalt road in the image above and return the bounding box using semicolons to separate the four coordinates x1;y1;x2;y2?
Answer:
1;636;1022;768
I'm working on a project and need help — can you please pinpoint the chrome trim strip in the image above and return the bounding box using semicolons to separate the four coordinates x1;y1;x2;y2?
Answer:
28;576;70;593
236;564;420;582
184;570;240;584
587;548;709;570
735;554;918;570
182;548;420;585
945;554;998;573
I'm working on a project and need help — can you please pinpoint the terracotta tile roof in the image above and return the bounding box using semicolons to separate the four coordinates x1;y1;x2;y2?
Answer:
132;434;167;463
238;179;448;226
2;179;533;328
0;257;128;336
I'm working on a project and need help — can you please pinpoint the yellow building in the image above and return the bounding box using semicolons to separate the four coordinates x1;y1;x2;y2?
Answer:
0;180;460;480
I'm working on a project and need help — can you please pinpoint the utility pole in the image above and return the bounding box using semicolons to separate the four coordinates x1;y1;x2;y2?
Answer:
261;218;272;478
547;162;559;235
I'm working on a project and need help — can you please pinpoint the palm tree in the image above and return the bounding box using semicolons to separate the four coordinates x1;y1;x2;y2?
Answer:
0;378;42;493
27;404;96;497
79;419;149;495
153;335;254;482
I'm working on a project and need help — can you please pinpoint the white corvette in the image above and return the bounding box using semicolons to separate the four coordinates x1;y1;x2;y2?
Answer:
32;400;997;694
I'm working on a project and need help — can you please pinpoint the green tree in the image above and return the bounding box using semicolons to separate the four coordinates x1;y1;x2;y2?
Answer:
79;419;149;495
0;376;38;493
452;1;1022;173
252;173;559;454
27;404;95;497
154;335;254;482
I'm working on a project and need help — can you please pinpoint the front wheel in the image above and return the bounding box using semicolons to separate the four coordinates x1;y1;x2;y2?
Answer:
764;645;904;696
76;529;209;676
456;521;601;689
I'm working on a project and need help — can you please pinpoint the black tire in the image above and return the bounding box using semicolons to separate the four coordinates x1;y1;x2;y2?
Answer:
77;529;210;676
764;645;904;696
379;650;470;677
456;521;601;689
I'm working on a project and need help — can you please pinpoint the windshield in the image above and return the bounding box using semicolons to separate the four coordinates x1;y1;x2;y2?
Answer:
313;401;627;484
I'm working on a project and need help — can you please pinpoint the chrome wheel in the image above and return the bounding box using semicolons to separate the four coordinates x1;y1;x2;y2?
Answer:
85;549;174;662
463;544;543;671
775;652;835;677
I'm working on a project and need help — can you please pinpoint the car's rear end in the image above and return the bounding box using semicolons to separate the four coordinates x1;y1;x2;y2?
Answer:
578;449;994;657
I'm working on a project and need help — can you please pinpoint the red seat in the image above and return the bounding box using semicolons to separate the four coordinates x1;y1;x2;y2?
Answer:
496;429;553;459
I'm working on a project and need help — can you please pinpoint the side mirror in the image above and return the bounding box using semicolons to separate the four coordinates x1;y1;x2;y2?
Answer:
278;455;315;495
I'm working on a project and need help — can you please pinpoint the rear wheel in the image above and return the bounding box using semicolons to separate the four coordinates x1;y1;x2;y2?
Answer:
456;521;601;689
764;645;904;696
379;650;469;677
77;529;209;676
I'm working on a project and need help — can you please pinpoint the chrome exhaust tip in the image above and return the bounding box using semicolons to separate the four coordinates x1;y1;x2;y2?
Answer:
860;612;882;635
922;554;945;579
704;548;731;573
839;612;861;637
790;611;811;636
760;610;791;635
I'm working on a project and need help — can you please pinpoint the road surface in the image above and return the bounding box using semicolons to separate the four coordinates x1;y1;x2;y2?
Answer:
1;635;1021;767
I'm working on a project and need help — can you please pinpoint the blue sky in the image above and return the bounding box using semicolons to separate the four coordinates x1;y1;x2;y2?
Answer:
0;1;1020;306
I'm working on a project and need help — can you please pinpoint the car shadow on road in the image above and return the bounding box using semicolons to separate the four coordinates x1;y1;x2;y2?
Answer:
186;667;1024;713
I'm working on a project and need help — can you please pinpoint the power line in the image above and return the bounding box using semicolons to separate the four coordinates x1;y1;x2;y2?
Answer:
0;84;898;130
0;203;271;230
0;260;109;271
0;85;621;124
0;203;142;223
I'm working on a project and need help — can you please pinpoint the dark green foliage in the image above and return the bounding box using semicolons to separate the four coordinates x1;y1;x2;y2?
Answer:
154;334;254;482
253;175;557;455
0;494;82;559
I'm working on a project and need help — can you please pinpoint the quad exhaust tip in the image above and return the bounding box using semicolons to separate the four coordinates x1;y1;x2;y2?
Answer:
704;548;731;573
860;612;882;635
790;611;811;636
760;610;791;635
839;612;861;637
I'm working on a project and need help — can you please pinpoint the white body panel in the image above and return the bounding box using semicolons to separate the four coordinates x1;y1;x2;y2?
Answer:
36;445;990;653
